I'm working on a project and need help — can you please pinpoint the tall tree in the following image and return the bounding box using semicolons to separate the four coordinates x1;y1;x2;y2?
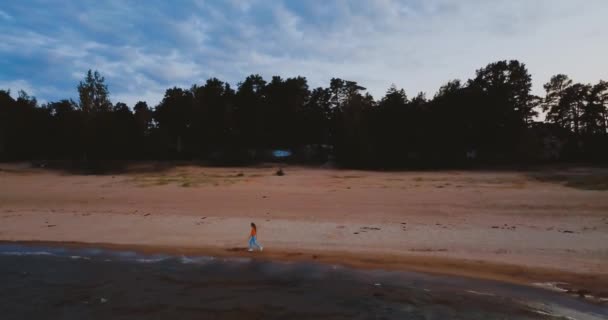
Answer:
191;78;235;151
469;60;537;125
543;74;573;130
329;79;374;165
46;99;82;159
301;87;331;146
585;81;608;135
134;101;153;135
542;75;590;136
153;87;194;156
78;70;111;113
234;75;267;148
467;60;538;160
264;76;310;147
370;85;410;166
0;90;14;157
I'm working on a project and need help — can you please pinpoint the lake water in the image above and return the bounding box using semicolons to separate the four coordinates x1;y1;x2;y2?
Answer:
0;243;605;319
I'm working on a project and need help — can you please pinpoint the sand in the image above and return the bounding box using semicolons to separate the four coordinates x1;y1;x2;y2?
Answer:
1;163;607;300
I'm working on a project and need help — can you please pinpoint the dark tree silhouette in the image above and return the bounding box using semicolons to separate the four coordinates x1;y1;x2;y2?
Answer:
234;74;267;149
153;87;194;157
1;62;607;167
78;70;111;114
46;99;83;159
542;76;608;159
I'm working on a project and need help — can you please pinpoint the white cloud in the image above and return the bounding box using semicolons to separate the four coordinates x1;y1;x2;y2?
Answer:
212;0;608;98
173;16;211;50
2;0;607;107
0;9;12;21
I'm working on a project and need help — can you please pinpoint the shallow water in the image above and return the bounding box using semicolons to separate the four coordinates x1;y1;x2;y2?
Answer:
0;244;605;320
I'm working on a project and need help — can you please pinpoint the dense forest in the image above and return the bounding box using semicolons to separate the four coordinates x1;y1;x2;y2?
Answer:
1;60;607;169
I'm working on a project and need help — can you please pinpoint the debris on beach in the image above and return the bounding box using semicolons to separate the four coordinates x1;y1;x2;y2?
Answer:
361;226;381;231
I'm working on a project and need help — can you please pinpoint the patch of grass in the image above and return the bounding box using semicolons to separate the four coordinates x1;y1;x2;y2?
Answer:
130;171;254;188
0;167;35;175
331;175;363;179
410;248;448;252
530;172;608;190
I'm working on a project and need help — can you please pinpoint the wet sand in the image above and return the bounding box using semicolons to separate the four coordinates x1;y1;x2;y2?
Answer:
1;163;607;301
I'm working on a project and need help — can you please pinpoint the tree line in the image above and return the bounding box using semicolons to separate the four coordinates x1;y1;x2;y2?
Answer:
1;60;607;169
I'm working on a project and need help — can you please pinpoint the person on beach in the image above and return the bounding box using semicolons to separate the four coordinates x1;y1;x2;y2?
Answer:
248;222;263;252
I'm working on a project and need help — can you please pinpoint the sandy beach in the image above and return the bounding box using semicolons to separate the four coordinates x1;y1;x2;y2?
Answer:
1;163;607;300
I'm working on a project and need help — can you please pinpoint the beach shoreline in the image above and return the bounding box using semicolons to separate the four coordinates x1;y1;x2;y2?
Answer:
2;239;607;304
4;242;606;320
1;163;607;304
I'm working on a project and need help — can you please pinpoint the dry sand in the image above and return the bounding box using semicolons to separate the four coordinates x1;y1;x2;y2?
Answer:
1;163;607;300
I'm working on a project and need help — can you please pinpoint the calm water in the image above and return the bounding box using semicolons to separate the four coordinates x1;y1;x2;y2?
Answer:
0;244;605;320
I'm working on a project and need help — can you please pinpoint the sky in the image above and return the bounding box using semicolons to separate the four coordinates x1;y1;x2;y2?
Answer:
1;0;607;107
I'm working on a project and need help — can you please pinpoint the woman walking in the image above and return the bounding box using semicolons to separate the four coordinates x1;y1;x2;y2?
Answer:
248;222;263;252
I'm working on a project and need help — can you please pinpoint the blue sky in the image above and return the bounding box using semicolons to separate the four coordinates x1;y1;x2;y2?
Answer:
1;0;607;106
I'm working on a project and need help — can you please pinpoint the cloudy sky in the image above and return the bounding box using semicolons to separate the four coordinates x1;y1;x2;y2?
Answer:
1;0;607;106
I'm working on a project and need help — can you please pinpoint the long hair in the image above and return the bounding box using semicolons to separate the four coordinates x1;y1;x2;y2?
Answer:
251;222;257;230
